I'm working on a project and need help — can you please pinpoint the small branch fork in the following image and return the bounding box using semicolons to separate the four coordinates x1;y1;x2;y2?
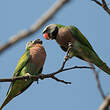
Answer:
0;43;110;109
0;48;92;84
0;65;92;83
92;0;110;14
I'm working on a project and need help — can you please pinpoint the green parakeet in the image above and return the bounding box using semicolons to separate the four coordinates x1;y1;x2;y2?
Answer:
0;39;46;110
43;24;110;75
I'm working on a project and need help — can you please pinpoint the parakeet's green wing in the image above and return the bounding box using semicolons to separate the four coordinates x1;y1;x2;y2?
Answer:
68;26;94;52
13;50;31;77
6;50;31;95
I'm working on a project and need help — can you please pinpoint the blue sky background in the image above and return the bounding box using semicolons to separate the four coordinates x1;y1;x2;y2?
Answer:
0;0;110;110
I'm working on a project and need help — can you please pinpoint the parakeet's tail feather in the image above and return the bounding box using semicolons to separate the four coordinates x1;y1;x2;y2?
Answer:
82;45;110;75
15;82;32;97
0;96;13;110
0;81;33;109
95;62;110;75
90;55;110;75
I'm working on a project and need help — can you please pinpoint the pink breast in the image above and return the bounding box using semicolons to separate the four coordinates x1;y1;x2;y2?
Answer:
30;44;46;69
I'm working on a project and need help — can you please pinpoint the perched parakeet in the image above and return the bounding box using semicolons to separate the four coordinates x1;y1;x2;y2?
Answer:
43;24;110;75
0;39;46;110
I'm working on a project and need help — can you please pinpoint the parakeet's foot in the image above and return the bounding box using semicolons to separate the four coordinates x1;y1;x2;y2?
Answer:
61;55;69;70
36;79;39;84
25;73;31;76
24;73;31;81
66;42;74;59
64;55;69;61
68;42;73;48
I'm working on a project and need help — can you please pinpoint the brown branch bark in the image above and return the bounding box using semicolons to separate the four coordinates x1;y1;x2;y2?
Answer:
89;63;106;99
51;76;71;84
99;96;110;110
0;65;92;83
92;0;110;14
0;49;92;84
0;0;70;54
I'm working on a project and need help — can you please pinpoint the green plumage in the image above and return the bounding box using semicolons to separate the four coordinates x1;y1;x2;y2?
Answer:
56;24;94;51
0;39;45;109
60;25;110;75
68;26;94;51
43;24;110;75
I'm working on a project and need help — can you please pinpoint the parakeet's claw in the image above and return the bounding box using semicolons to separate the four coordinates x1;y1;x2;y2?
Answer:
24;73;31;81
36;79;39;84
40;74;45;80
65;42;74;59
0;39;46;110
68;42;73;48
65;42;75;59
64;55;69;61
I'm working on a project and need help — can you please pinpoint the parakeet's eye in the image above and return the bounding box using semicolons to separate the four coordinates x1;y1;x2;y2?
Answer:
52;26;58;37
43;28;48;34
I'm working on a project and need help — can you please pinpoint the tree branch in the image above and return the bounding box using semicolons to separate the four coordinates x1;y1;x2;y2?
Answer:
0;0;70;54
92;0;110;14
0;65;92;83
99;96;110;110
89;63;106;99
68;42;106;99
0;51;92;84
51;76;71;84
92;0;102;6
67;42;110;109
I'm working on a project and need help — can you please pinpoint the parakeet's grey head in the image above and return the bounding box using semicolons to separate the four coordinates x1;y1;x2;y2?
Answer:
33;39;42;44
26;39;43;50
43;24;58;40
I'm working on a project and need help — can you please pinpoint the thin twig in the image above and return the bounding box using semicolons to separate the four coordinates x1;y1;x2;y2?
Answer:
92;0;102;6
0;43;92;84
82;57;105;99
67;40;109;109
89;63;106;99
68;42;106;99
51;76;71;84
92;0;110;14
60;45;71;70
0;0;70;54
0;65;92;83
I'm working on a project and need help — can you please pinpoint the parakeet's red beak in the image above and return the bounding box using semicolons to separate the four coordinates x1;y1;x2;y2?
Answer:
43;33;49;40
